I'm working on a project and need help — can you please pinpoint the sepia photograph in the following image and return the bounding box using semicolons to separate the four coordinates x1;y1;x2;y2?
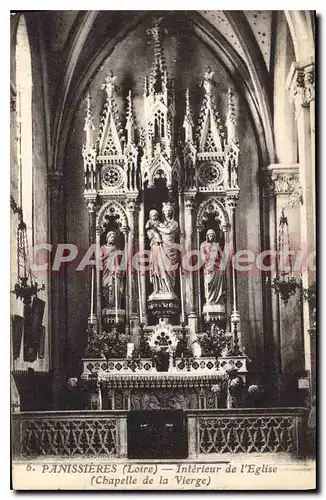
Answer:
10;8;316;490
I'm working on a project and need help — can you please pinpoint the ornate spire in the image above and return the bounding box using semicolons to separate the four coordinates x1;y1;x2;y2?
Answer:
84;91;95;147
126;90;136;145
226;87;237;144
183;89;194;143
147;17;167;95
144;76;148;97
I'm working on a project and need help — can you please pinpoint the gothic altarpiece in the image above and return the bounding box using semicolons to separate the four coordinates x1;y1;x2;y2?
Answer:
81;21;247;412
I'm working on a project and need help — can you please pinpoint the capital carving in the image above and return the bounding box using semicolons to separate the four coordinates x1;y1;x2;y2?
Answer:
264;170;300;195
288;61;315;117
304;69;315;104
87;200;96;214
226;194;238;212
48;171;63;203
184;196;195;213
125;199;138;213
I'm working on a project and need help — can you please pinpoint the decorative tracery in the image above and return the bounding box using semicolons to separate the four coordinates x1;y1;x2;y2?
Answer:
196;197;229;231
96;201;129;233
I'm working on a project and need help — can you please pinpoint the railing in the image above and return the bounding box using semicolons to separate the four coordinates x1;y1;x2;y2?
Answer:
187;408;307;456
12;408;307;458
12;410;128;458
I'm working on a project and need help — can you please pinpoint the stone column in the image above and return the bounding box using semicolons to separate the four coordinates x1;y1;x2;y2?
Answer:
226;195;238;333
86;199;96;246
184;195;197;339
262;175;281;373
287;60;315;376
195;228;202;332
122;227;129;333
86;200;97;328
222;224;232;329
48;171;65;409
178;190;185;325
126;200;137;340
264;165;304;378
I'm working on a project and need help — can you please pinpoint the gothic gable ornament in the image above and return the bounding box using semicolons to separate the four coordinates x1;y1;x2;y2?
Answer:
197;69;225;156
98;71;124;157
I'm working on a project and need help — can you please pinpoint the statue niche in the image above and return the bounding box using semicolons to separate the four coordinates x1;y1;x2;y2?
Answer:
146;201;179;300
200;227;226;318
101;229;125;314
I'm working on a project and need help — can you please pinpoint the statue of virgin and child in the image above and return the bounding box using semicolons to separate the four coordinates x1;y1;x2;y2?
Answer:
145;202;179;299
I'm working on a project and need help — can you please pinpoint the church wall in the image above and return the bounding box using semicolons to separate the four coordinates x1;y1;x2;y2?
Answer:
64;21;265;376
11;16;50;374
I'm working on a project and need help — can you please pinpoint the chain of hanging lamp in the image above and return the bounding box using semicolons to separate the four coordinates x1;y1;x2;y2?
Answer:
270;208;301;305
11;195;45;305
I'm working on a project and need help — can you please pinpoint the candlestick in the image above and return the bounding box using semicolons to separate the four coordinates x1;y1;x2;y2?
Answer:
179;266;185;323
90;265;94;321
232;254;237;311
115;271;118;324
137;269;143;324
205;272;209;306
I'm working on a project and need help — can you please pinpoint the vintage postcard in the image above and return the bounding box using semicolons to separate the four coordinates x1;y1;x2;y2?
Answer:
10;9;316;490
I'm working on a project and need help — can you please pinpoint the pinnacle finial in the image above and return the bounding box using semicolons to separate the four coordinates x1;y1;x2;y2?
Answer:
126;90;133;118
85;91;92;117
227;87;236;119
226;86;237;144
183;88;194;143
126;90;135;144
185;89;191;114
84;91;95;146
147;17;167;94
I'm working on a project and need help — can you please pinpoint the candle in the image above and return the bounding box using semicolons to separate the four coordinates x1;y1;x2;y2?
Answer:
90;265;94;321
138;269;143;323
179;267;185;323
115;271;118;324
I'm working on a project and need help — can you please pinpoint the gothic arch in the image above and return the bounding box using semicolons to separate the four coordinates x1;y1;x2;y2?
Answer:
96;200;129;232
196;197;229;231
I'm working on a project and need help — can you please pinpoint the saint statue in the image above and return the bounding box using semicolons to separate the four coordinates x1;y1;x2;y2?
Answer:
146;202;179;298
201;66;216;95
101;70;118;99
200;229;225;307
101;230;124;309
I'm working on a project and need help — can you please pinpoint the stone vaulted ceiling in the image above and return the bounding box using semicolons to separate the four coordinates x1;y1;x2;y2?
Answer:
42;10;273;69
199;10;273;71
43;11;79;52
